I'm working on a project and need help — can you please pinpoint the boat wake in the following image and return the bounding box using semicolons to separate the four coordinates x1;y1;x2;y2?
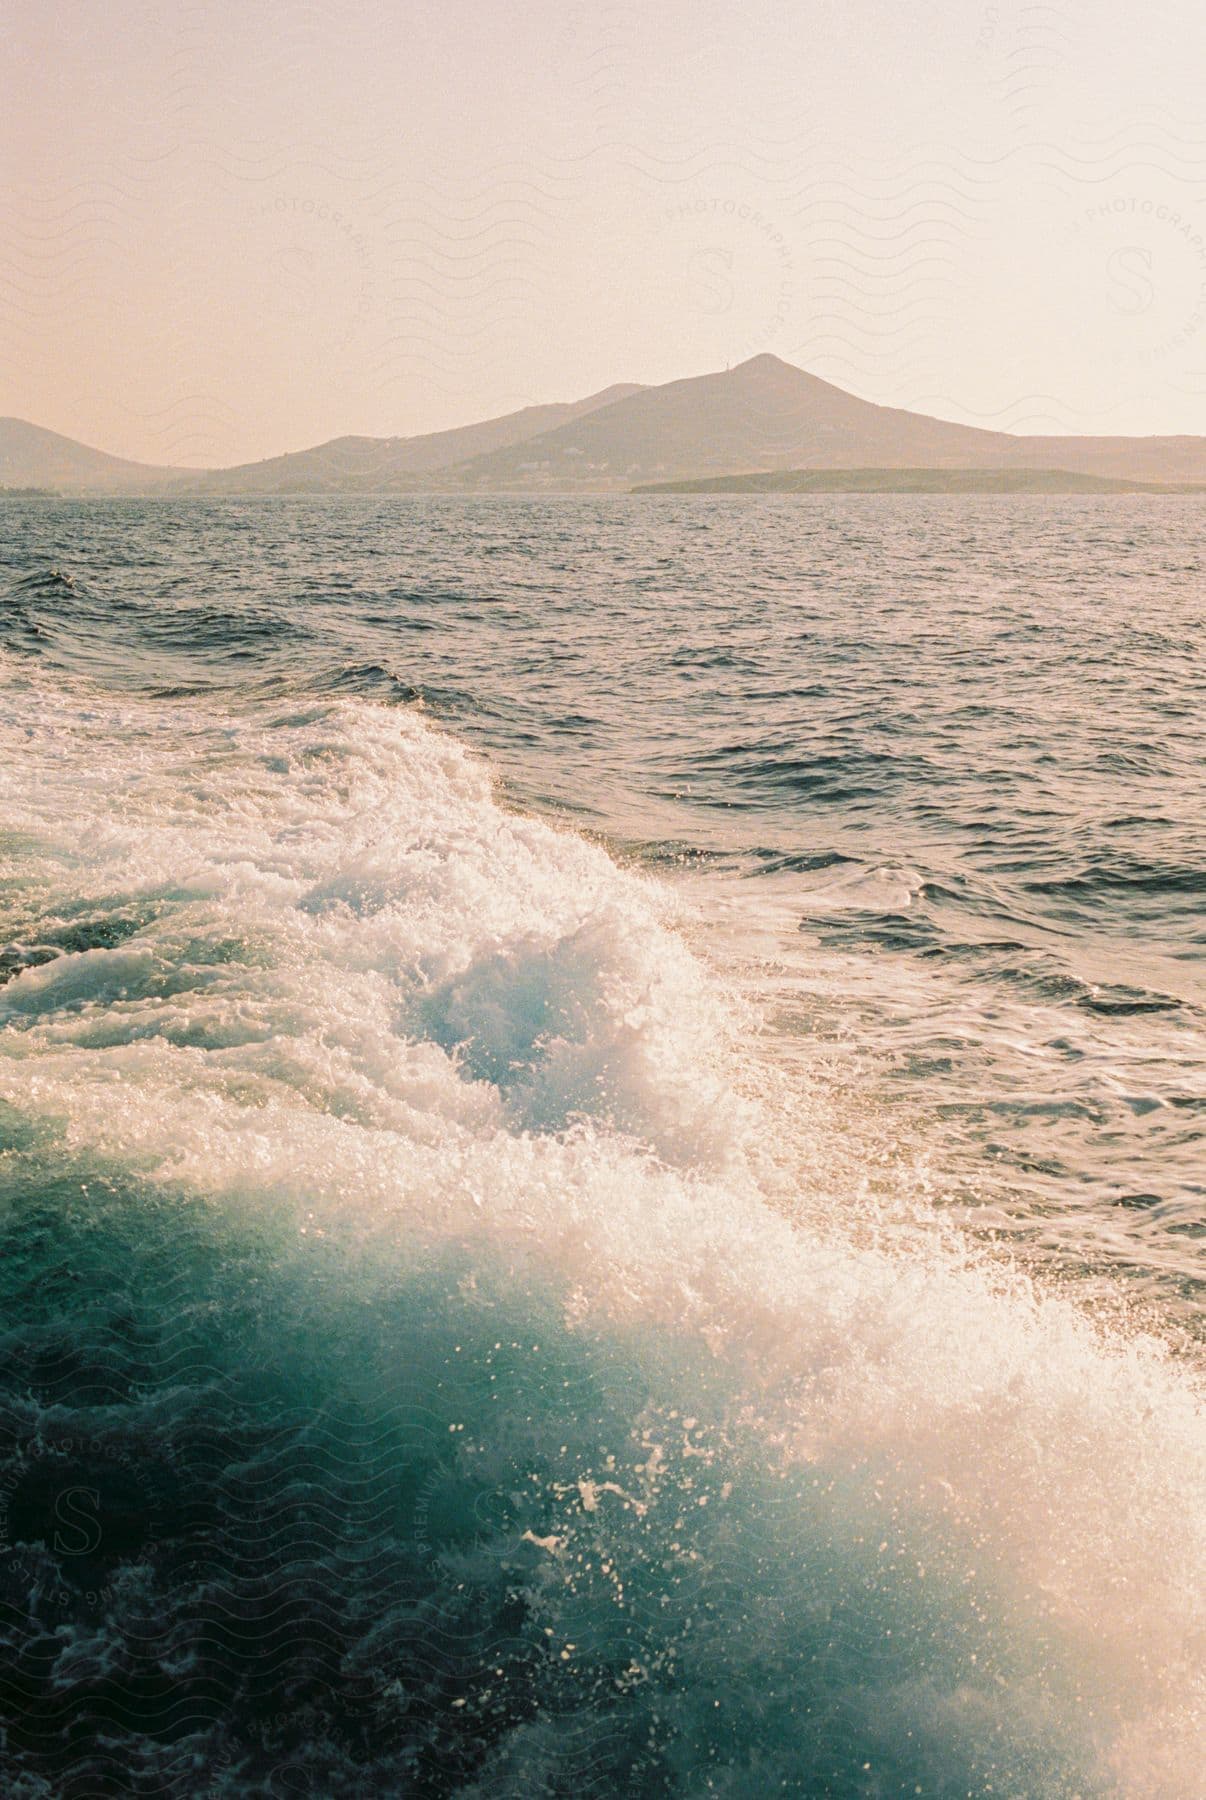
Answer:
0;665;1202;1795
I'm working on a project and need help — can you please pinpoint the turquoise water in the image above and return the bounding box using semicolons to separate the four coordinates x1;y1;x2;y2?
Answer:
0;497;1203;1795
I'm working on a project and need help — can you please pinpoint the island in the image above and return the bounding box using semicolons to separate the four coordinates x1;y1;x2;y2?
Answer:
631;467;1204;496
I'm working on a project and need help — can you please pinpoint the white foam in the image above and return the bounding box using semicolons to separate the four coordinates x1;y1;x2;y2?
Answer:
1;666;1203;1792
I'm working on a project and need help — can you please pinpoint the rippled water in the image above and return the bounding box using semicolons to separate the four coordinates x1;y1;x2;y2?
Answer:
0;496;1203;1795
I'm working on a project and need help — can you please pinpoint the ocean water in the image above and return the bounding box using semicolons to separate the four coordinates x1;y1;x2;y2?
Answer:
0;495;1202;1797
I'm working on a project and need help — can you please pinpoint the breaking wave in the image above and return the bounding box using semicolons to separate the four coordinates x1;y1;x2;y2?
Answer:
0;662;1202;1795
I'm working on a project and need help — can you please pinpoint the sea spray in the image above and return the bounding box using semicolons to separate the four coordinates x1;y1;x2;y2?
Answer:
1;667;1202;1793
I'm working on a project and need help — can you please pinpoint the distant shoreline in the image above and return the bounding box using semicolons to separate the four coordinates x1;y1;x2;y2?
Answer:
631;467;1206;496
12;355;1206;495
6;473;1206;501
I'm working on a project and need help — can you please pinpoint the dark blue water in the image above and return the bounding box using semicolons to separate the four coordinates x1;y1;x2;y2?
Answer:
0;497;1203;1795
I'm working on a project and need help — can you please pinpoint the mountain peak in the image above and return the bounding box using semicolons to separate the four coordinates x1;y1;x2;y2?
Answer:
725;354;850;395
730;353;796;374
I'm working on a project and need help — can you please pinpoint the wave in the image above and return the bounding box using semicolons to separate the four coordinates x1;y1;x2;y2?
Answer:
0;665;1203;1794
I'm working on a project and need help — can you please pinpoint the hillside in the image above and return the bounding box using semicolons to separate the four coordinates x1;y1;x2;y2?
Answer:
439;356;1206;490
178;385;644;494
0;420;182;494
436;356;1009;490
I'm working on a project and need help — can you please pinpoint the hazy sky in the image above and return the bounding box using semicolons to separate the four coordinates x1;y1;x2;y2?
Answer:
5;0;1206;464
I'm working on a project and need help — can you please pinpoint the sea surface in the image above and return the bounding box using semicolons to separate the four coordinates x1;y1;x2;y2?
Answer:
0;495;1203;1797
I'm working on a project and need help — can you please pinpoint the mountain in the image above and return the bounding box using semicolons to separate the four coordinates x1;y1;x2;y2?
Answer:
0;387;644;496
633;467;1197;495
436;355;1206;490
175;386;645;494
7;357;1206;494
0;420;182;494
439;355;1008;490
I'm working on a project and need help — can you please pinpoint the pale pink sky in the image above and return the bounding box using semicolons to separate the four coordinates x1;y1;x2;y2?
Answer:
4;0;1206;465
